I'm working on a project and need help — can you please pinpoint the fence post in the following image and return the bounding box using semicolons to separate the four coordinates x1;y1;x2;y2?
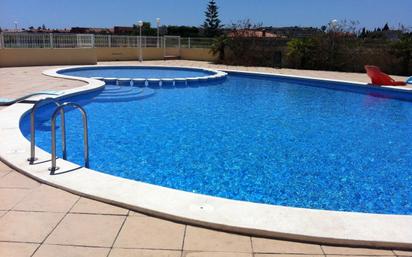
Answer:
108;35;111;48
49;33;53;48
163;36;166;58
0;33;4;48
188;37;191;49
91;34;95;48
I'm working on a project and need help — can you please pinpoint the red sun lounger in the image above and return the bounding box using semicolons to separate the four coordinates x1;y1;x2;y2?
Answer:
365;65;406;86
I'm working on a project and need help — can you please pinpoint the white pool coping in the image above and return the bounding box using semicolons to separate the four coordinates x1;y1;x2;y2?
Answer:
62;65;227;85
0;65;411;250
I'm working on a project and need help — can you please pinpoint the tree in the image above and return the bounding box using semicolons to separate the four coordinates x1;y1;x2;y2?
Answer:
382;23;390;31
210;34;228;62
287;38;316;68
203;0;222;37
131;22;156;36
391;35;412;75
359;27;367;38
166;26;200;37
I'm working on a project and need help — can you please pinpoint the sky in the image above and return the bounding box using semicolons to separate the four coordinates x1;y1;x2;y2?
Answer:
0;0;411;30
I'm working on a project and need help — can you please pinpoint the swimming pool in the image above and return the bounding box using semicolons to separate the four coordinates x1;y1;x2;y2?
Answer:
20;68;412;215
58;66;216;79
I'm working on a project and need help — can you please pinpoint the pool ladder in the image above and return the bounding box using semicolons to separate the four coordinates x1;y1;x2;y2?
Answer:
27;98;89;174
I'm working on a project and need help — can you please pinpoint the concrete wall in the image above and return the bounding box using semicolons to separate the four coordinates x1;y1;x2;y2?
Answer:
95;47;165;61
181;48;217;61
0;47;217;67
95;47;217;61
0;48;97;67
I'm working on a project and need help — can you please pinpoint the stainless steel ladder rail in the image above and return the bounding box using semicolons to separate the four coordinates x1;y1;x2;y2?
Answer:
27;98;66;164
49;102;89;174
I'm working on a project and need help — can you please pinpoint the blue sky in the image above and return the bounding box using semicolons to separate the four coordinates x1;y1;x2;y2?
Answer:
0;0;411;30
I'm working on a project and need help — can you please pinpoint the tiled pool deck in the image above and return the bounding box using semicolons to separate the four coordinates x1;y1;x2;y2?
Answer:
0;61;411;257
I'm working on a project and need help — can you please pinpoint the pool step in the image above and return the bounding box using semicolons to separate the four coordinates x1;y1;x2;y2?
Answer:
98;71;228;88
95;90;143;99
93;88;156;103
97;89;143;97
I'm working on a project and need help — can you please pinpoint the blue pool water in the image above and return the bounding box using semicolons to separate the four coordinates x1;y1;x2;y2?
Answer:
58;66;214;78
20;73;412;214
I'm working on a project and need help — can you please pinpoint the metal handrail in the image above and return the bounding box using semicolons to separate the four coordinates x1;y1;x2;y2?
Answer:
49;102;89;174
27;98;65;164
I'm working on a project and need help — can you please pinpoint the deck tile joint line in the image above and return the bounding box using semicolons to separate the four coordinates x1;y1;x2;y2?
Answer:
30;196;81;257
180;225;188;257
105;212;128;257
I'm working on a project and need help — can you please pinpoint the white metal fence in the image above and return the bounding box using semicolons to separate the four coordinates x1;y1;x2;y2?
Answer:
0;32;214;49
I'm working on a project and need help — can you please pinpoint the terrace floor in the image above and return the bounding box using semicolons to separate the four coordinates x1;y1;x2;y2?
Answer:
0;61;411;257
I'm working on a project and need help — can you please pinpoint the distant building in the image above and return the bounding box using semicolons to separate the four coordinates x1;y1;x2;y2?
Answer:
70;27;112;34
268;27;321;38
113;26;134;35
11;28;69;33
228;29;286;38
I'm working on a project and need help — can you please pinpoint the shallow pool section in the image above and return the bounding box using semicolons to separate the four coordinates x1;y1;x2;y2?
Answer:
58;66;215;79
20;73;412;215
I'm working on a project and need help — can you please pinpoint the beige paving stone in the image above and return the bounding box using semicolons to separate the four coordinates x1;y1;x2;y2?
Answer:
0;65;85;99
0;162;13;177
109;248;182;257
254;253;326;257
0;161;13;171
33;244;110;257
13;184;79;212
45;213;125;247
183;226;252;253
0;211;64;243
114;216;185;250
394;250;412;256
0;169;11;178
326;254;394;257
322;245;394;255
252;238;323;254
0;242;39;257
0;172;40;189
183;252;252;257
70;197;128;215
0;188;30;210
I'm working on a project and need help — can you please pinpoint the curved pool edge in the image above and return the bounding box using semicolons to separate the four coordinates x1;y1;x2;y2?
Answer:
0;66;411;250
52;64;228;85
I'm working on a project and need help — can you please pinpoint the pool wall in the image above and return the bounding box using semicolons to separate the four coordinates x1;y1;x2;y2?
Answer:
0;65;411;249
